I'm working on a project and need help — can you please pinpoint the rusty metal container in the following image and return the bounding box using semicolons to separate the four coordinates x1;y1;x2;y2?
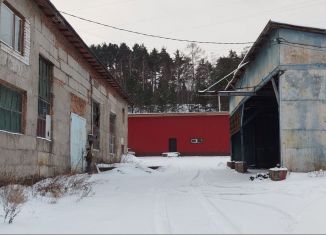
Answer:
235;161;248;173
269;168;288;181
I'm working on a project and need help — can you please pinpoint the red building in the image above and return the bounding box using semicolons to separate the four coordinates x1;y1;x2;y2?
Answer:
128;112;230;156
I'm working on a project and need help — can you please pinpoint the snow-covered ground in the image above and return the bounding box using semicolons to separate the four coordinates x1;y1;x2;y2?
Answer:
1;156;326;234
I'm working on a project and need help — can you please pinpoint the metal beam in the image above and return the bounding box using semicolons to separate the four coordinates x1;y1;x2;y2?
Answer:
271;77;280;105
217;91;256;97
198;62;249;93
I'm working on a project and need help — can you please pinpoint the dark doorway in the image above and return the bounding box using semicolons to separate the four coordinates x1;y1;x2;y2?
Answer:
169;138;177;152
231;78;280;169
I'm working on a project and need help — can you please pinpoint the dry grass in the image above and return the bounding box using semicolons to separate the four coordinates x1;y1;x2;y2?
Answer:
0;171;18;188
33;174;93;199
0;169;43;188
0;171;93;224
0;185;27;224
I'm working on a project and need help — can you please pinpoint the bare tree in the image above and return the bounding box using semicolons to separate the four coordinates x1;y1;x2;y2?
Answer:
186;43;205;97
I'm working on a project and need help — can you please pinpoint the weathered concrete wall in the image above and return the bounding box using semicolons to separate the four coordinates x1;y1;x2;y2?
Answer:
0;0;128;179
229;30;280;114
280;68;326;172
279;28;326;171
280;28;326;65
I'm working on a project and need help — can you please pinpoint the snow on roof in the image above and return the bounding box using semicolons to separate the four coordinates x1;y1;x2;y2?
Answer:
128;112;229;118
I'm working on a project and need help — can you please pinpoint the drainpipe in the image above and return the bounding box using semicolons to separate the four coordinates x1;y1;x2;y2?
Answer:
90;76;93;132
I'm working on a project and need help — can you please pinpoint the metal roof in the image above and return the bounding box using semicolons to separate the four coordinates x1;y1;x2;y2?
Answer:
33;0;132;104
227;21;326;90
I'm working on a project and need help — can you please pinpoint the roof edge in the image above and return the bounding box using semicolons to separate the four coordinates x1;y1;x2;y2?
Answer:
33;0;133;104
228;20;326;89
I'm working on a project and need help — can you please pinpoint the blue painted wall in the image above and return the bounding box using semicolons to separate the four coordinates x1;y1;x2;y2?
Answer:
229;29;281;114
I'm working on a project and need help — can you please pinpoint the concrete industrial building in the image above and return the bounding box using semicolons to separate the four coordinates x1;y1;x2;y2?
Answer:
225;21;326;172
0;0;130;179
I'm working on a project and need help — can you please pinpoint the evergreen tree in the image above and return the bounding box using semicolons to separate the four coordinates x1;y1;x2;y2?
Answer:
90;42;245;113
194;59;212;110
210;50;243;111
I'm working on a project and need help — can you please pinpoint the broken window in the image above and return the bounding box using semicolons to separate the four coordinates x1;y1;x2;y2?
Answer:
0;84;22;133
0;2;23;54
92;101;100;150
109;113;116;156
37;57;52;139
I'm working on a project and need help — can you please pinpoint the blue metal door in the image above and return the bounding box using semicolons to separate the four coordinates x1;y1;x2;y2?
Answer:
70;113;87;172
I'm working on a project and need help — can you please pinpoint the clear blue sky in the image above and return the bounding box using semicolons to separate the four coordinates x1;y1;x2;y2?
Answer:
51;0;326;59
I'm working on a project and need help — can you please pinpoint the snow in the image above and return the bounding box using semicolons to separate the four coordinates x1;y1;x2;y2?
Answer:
130;103;219;113
162;152;180;158
120;153;143;164
269;167;288;171
96;163;111;168
1;156;326;234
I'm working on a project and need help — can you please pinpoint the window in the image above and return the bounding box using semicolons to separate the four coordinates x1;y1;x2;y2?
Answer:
0;2;23;54
191;138;204;144
37;57;52;138
122;108;125;124
92;101;100;150
0;84;23;133
109;114;116;156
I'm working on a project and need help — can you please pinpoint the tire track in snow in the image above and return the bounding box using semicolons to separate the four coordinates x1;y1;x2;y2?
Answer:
216;197;297;231
190;187;242;234
152;165;183;234
191;170;201;182
190;170;242;234
200;169;297;232
153;190;172;234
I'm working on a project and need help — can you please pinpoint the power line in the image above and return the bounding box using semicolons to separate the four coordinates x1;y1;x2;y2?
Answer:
277;37;326;51
59;11;254;45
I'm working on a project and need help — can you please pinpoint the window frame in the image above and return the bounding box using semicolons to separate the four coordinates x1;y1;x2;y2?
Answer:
0;82;24;134
191;138;204;144
109;113;116;156
92;100;100;150
0;1;24;54
37;56;53;139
